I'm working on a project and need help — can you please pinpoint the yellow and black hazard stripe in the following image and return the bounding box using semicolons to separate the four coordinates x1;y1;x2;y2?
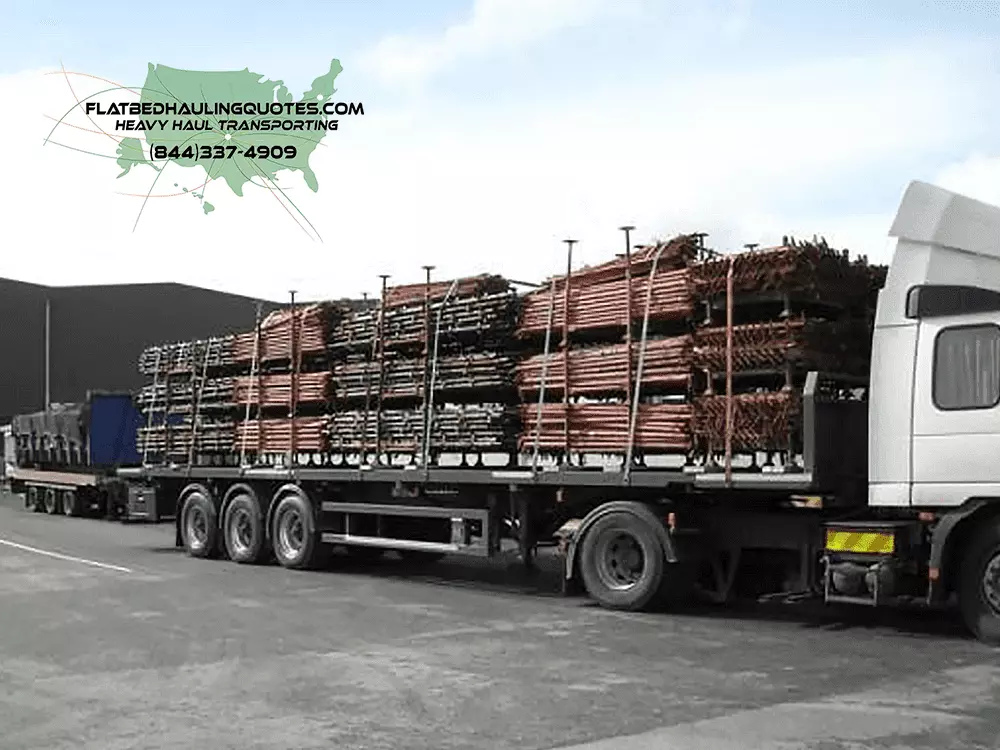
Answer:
825;529;896;555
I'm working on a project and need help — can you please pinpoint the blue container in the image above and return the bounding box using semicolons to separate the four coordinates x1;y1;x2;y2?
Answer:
85;391;143;468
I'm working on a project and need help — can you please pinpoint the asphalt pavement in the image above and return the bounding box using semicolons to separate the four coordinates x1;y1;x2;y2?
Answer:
0;488;998;750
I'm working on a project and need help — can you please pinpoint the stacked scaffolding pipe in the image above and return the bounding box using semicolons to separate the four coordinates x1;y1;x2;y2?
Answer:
233;372;331;407
518;403;692;453
693;318;872;376
233;303;340;362
328;404;515;453
518;269;692;335
335;352;515;402
692;391;801;453
516;337;692;397
234;417;329;454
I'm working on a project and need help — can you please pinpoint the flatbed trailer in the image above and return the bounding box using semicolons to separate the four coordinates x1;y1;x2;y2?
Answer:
11;392;141;518
116;181;1000;644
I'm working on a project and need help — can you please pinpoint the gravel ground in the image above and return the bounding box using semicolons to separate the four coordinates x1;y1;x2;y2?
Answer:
0;488;998;750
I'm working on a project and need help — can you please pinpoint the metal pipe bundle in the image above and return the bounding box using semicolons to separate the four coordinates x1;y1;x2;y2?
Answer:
689;241;880;310
383;274;510;309
137;420;237;458
328;404;515;453
139;336;238;375
136;377;238;412
233;372;332;407
516;336;692;397
692;391;801;453
335;352;515;403
233;303;341;363
331;290;518;352
518;403;692;453
541;234;701;293
234;417;329;453
693;318;872;375
518;269;692;336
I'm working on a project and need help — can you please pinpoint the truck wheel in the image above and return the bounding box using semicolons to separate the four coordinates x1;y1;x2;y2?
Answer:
43;488;59;515
579;511;665;611
223;493;267;564
271;493;317;570
959;520;1000;645
27;487;42;512
180;491;218;559
61;491;78;517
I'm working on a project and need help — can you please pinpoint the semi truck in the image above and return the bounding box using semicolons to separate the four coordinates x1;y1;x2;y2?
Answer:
115;180;1000;644
10;391;143;518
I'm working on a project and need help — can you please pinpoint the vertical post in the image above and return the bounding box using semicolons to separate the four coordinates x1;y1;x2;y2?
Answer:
420;266;434;465
724;256;734;486
374;274;390;460
239;301;263;468
531;277;558;473
620;225;635;412
287;290;297;471
424;279;460;475
561;239;576;464
44;296;51;409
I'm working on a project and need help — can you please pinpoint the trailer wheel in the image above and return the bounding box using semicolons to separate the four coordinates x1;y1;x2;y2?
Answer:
43;488;59;515
223;492;267;564
579;511;665;611
959;520;1000;645
27;487;42;512
61;491;78;517
180;491;217;559
271;493;317;570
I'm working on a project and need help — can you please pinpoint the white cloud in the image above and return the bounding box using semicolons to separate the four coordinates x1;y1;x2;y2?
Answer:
934;153;1000;207
360;0;612;88
0;42;990;304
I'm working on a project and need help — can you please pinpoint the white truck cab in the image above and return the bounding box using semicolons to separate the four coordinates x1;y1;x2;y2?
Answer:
871;181;1000;509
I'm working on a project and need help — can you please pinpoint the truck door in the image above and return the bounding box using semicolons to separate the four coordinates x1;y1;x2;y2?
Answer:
911;312;1000;507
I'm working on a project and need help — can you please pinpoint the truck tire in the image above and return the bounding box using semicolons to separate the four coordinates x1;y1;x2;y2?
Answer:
61;491;78;517
959;520;1000;645
271;493;317;570
223;492;268;564
579;510;665;611
180;491;218;559
43;488;59;515
27;487;42;512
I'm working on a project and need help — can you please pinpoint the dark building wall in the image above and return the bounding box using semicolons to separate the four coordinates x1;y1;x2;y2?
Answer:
0;279;280;423
0;278;47;421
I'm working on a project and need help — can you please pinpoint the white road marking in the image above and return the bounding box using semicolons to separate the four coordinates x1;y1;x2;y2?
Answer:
0;538;133;573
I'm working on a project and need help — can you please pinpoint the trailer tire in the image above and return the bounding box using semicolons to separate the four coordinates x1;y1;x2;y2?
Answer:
27;487;42;512
43;488;59;515
180;491;217;559
958;519;1000;645
271;492;317;570
223;492;267;564
61;491;78;517
579;510;665;611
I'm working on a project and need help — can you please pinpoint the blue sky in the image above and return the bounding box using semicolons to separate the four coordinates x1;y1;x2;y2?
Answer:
1;0;999;299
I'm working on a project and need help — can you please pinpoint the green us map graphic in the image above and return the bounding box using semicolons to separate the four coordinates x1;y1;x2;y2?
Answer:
110;59;346;217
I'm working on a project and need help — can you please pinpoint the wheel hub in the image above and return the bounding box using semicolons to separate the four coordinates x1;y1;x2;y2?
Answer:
596;531;645;590
230;508;253;552
188;507;208;546
983;552;1000;616
277;510;304;558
